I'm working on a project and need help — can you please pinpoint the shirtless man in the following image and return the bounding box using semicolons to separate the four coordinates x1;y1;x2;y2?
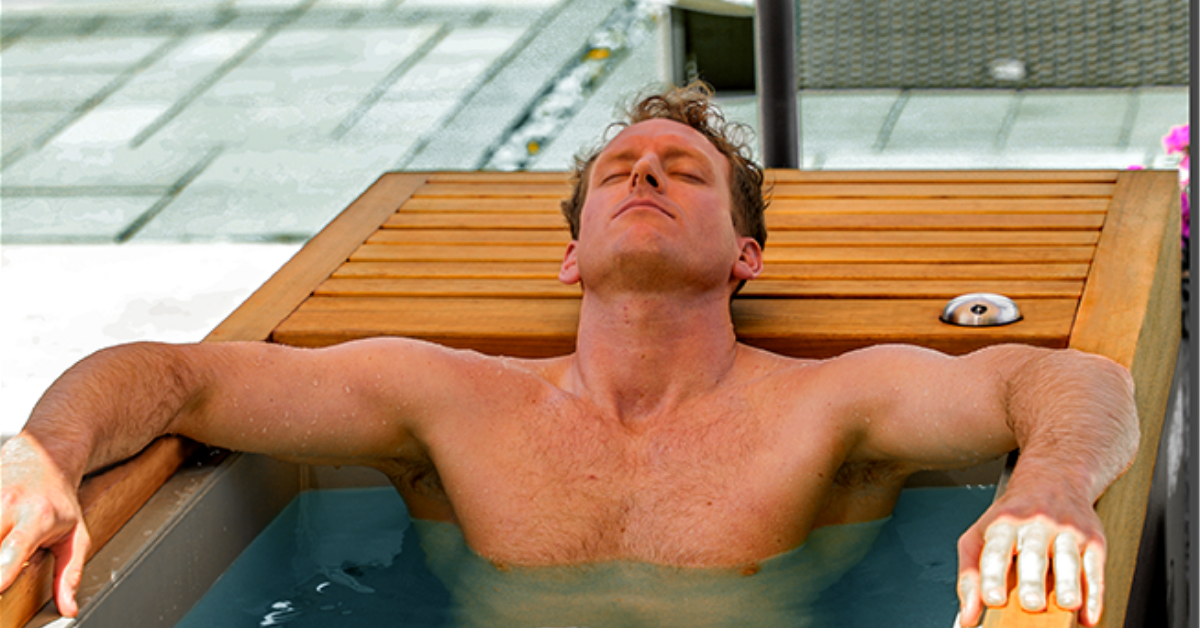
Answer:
0;84;1137;627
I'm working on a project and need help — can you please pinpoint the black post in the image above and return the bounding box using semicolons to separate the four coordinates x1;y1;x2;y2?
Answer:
754;0;800;169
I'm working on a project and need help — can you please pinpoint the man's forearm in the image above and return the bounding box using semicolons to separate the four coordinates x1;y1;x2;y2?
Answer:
1003;348;1139;503
16;341;200;485
955;347;1139;627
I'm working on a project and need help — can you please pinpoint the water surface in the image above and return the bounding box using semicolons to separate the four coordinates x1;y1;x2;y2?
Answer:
177;485;993;627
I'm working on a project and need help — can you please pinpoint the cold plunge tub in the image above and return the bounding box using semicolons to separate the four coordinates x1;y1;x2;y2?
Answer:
7;170;1182;628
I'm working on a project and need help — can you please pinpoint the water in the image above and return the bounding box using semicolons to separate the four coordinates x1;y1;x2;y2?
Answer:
177;486;994;627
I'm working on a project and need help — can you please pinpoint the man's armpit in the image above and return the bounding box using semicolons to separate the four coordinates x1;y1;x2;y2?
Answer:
833;459;908;489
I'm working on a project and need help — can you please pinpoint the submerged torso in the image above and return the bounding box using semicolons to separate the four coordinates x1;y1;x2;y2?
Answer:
413;515;890;628
378;345;909;570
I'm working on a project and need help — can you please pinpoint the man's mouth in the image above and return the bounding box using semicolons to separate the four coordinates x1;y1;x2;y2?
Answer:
614;199;673;220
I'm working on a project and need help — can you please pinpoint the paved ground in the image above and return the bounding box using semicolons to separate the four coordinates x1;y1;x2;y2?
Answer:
0;0;1190;436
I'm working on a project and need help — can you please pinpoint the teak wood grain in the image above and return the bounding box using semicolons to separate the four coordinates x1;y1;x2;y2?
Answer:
11;169;1179;628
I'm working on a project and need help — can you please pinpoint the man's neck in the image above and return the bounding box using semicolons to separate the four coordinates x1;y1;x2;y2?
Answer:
568;288;741;425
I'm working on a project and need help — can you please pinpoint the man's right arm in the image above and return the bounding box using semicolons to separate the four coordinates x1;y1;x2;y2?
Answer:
0;337;465;615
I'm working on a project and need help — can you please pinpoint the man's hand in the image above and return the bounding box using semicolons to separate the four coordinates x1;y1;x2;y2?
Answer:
955;490;1106;627
0;435;91;618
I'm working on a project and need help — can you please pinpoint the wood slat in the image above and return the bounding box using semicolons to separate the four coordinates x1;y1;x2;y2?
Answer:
368;229;570;245
767;198;1111;213
271;296;1077;358
765;230;1100;246
414;183;572;198
741;279;1084;299
399;197;563;212
332;261;1092;281
764;213;1106;230
348;243;1096;264
334;261;565;279
366;228;1099;247
350;243;565;262
412;181;1114;200
764;246;1096;263
314;277;1084;299
763;169;1120;184
385;210;1106;231
759;262;1092;281
767;183;1115;198
427;171;571;184
425;170;1119;185
315;278;582;298
386;212;569;229
394;197;1110;213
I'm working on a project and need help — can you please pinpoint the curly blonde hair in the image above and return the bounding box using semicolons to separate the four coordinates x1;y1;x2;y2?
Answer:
560;82;768;249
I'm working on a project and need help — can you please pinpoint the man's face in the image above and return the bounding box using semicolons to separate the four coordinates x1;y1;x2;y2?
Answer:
559;119;760;294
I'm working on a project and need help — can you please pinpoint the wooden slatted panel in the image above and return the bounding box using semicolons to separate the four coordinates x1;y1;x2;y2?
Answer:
272;170;1111;357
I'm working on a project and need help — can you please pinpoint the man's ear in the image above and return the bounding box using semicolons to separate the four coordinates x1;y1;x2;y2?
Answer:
732;237;764;282
559;241;581;285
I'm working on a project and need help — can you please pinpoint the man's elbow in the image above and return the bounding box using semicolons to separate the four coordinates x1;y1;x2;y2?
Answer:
1069;348;1140;473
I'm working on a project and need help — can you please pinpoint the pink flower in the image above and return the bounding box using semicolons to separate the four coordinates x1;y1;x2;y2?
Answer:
1163;124;1190;155
1127;164;1146;170
1181;191;1190;248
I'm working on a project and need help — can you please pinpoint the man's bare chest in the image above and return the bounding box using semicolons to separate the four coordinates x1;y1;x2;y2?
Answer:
419;399;845;568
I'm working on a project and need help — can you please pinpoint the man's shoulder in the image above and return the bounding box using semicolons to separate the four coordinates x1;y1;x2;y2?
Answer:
734;342;964;403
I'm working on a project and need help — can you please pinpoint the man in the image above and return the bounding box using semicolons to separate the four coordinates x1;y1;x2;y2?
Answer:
0;84;1137;627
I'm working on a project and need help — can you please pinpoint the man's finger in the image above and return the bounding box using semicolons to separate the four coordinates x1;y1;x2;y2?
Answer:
52;524;90;618
956;571;984;627
0;533;34;592
980;522;1016;607
1082;545;1105;626
1052;532;1082;609
1016;523;1050;611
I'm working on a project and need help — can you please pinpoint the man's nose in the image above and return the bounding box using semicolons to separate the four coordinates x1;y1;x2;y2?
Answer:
631;160;661;191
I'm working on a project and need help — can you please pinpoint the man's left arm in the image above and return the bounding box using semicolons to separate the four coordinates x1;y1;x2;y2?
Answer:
827;344;1138;628
956;347;1137;627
